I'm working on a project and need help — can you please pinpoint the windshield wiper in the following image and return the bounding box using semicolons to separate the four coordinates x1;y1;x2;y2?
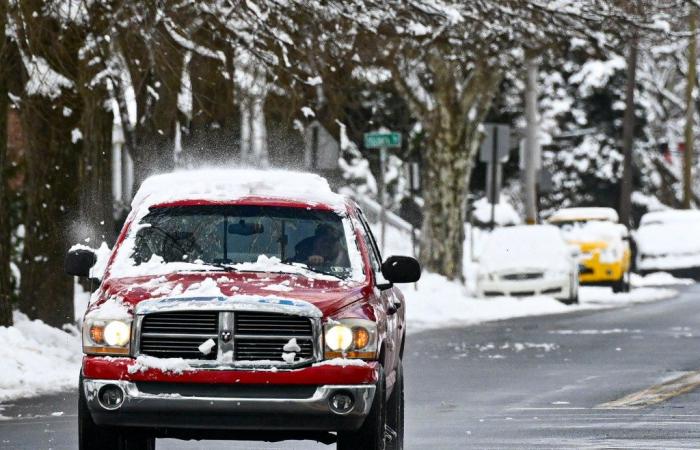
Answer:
276;261;344;280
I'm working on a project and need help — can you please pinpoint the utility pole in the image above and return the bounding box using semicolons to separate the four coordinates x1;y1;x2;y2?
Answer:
619;30;638;226
684;6;697;209
524;58;539;224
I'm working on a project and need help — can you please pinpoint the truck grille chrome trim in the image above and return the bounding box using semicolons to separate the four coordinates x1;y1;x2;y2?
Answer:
136;309;319;368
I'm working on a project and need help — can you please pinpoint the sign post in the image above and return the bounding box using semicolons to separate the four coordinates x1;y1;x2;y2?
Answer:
364;131;402;252
479;124;510;229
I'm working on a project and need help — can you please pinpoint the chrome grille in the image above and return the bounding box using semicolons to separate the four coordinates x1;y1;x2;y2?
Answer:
501;272;543;281
235;337;314;361
137;310;316;365
234;312;314;362
234;312;313;336
140;311;218;360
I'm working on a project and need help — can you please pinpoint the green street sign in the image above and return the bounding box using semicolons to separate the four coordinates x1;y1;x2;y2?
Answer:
364;132;402;149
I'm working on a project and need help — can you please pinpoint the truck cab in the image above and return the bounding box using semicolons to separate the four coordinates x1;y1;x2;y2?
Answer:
66;169;420;450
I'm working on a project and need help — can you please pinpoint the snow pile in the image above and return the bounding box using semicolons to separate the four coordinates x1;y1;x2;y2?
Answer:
631;272;694;287
0;312;82;402
404;272;678;334
472;196;521;226
478;225;570;273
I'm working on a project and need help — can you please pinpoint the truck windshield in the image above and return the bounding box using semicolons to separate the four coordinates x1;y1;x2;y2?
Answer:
128;205;355;279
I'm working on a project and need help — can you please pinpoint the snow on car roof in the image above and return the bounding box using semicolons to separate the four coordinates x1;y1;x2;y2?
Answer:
548;207;619;223
131;169;348;213
639;209;700;227
480;225;570;272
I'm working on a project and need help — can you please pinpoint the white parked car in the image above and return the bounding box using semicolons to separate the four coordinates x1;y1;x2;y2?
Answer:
636;209;700;275
476;225;580;304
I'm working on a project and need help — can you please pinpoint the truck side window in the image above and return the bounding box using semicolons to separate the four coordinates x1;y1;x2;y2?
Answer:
356;211;382;274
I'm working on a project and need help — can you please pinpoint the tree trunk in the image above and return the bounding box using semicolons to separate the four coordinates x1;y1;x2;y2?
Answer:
181;51;238;165
684;7;697;209
419;132;469;280
120;22;183;187
77;86;115;246
19;94;81;327
0;0;12;326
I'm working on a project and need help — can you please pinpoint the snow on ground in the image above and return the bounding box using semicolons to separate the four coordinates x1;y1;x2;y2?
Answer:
631;272;694;287
404;272;678;334
0;312;82;402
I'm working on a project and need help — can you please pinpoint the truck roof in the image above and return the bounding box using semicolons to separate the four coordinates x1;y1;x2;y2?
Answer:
131;169;349;213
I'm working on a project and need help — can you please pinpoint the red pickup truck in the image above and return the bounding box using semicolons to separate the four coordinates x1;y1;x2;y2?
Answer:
66;170;420;450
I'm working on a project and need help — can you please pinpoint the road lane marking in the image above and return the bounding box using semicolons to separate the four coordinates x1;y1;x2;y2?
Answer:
597;370;700;409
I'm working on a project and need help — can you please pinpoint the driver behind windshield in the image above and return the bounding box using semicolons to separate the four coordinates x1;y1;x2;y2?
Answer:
292;223;348;267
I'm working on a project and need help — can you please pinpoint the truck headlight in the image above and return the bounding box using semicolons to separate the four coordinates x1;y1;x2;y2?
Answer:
83;319;132;355
104;321;131;347
325;325;353;351
324;319;378;360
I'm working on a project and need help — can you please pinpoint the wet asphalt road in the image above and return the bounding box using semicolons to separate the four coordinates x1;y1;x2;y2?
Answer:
3;284;700;449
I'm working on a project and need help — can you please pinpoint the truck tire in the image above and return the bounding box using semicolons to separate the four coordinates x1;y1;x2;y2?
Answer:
79;376;156;450
337;366;386;450
386;362;404;450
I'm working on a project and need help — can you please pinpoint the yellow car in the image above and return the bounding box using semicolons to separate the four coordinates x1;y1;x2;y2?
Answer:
548;207;631;293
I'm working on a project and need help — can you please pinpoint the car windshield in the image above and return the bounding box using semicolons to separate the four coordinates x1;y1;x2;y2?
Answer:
118;205;358;279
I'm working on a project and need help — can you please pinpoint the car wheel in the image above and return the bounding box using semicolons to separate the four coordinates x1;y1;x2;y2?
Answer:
612;272;631;294
79;376;156;450
622;271;631;292
386;362;404;450
337;366;386;450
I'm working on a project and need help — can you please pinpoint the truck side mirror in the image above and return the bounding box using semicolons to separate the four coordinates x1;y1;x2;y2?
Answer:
65;248;97;277
381;256;421;284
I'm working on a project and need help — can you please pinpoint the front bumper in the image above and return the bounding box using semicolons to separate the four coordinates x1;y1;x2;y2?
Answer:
82;356;379;433
578;252;627;284
477;277;569;299
83;379;375;431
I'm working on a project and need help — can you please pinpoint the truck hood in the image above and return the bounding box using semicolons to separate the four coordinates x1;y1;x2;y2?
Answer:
89;272;369;319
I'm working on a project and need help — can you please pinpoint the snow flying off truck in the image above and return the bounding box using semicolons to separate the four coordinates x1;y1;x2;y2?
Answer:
66;169;420;450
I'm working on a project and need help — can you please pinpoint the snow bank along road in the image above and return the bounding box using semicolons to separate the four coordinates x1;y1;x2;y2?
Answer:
3;284;700;449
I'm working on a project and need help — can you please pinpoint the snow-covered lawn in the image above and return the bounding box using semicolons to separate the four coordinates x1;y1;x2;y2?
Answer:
0;312;81;402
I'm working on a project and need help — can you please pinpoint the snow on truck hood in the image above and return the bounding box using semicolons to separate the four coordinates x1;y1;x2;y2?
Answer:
87;272;367;319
